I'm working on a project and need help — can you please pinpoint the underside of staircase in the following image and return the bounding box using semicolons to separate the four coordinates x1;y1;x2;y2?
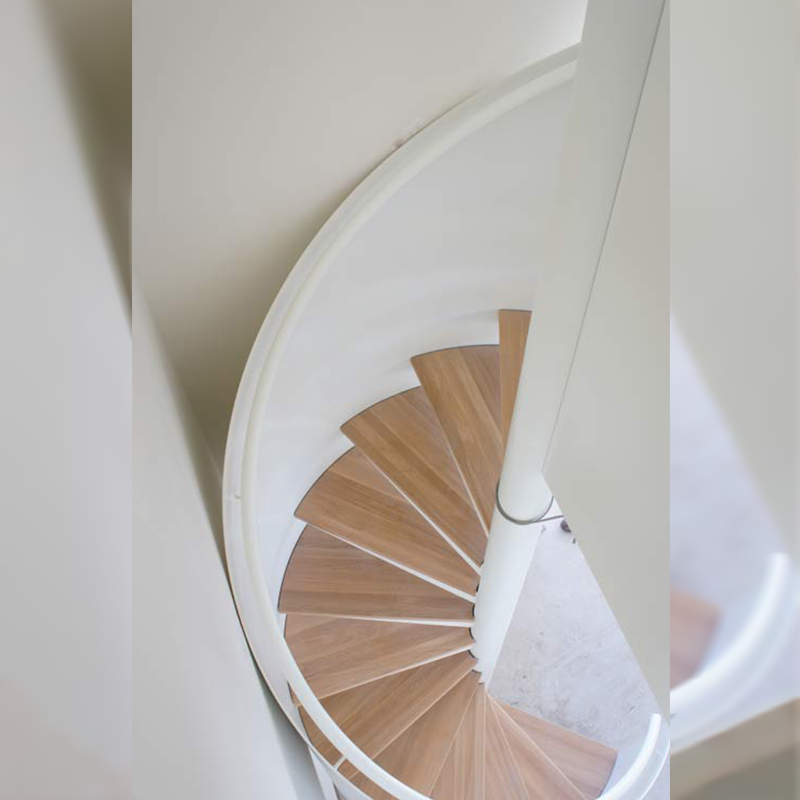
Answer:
277;310;619;799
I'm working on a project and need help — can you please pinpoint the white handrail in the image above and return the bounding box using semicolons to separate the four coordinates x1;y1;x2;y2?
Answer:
671;552;799;752
229;48;579;800
225;41;669;800
599;714;668;800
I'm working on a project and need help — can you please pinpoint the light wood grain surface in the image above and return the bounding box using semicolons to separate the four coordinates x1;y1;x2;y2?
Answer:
498;310;532;447
671;588;719;687
497;700;616;799
284;614;472;700
299;706;342;764
431;684;486;800
412;346;503;532
344;672;480;799
492;700;584;800
485;700;530;800
321;653;476;767
278;526;474;622
342;388;487;566
296;448;478;595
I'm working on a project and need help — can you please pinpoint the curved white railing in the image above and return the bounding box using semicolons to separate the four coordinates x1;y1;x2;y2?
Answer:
670;552;799;752
224;44;667;800
599;715;669;800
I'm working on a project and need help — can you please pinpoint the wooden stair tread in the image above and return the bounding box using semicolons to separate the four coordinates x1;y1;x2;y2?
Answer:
284;614;473;700
499;310;532;447
342;672;481;799
296;448;478;596
671;587;720;687
431;684;486;800
411;346;503;531
298;706;342;764
485;700;531;800
492;700;585;800
320;653;476;768
496;701;617;799
278;526;474;622
342;388;487;566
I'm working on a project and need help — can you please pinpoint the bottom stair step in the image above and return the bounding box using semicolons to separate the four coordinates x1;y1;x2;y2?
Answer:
431;685;486;800
485;701;530;800
496;701;617;799
342;671;480;799
492;700;585;800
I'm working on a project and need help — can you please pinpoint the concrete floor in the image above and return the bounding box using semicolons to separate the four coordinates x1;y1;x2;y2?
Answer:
489;518;669;799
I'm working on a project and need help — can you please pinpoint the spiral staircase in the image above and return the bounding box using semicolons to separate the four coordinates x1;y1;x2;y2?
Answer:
277;310;618;799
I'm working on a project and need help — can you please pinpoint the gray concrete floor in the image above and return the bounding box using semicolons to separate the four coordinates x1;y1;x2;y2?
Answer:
489;518;669;799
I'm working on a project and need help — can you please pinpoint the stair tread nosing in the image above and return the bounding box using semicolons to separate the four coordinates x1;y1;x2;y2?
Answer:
295;448;479;595
342;387;487;566
341;671;481;799
284;614;473;701
491;700;585;800
306;652;476;766
412;346;503;532
278;526;474;622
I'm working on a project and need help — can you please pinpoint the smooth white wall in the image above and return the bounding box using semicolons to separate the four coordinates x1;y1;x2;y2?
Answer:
133;0;588;461
671;0;799;555
0;2;131;796
545;8;669;711
132;289;324;800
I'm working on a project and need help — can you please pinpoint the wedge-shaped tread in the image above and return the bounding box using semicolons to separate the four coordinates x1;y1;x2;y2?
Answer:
493;700;585;800
285;614;473;700
671;588;719;687
342;388;487;566
497;701;617;799
485;700;530;800
499;310;532;447
298;706;341;765
343;672;480;799
279;526;474;622
296;448;478;595
412;347;503;531
320;653;476;768
431;684;486;800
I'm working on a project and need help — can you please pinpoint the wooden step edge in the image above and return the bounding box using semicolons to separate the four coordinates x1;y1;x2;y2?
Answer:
294;448;479;597
430;683;488;800
486;699;533;800
498;309;532;448
495;700;618;799
337;666;482;782
339;670;482;796
293;521;478;602
288;642;477;706
343;450;485;575
410;345;502;538
277;526;476;624
341;388;487;570
491;699;587;800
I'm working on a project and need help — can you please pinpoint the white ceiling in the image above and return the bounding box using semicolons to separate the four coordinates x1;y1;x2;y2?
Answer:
133;0;587;460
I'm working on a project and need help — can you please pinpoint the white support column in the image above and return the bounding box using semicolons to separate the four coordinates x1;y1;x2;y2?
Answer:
471;507;542;683
474;0;667;689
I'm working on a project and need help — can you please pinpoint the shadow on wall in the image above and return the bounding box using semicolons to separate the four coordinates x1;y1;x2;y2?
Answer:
37;0;131;320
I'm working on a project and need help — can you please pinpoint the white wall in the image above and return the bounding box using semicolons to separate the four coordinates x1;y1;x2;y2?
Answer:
544;6;670;711
133;0;588;461
671;0;799;555
132;289;324;800
0;2;131;795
